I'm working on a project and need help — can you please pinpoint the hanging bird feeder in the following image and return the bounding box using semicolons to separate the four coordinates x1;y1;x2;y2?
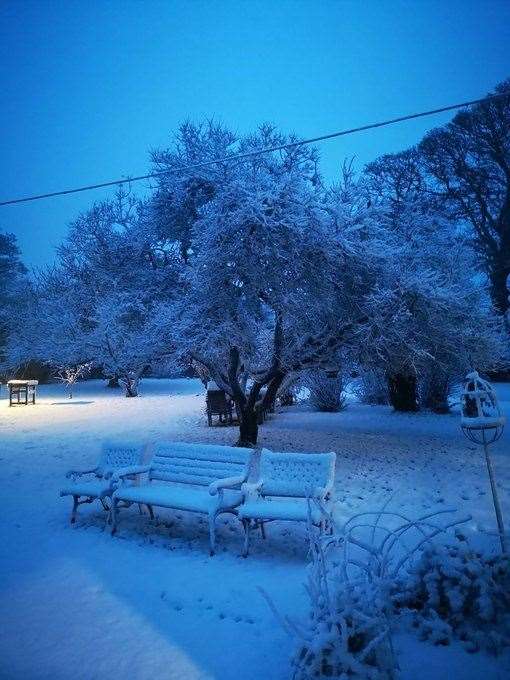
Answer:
460;371;506;552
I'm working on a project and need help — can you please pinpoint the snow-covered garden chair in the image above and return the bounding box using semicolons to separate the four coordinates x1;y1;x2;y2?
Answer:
238;449;336;556
206;388;234;426
111;442;252;554
60;441;145;523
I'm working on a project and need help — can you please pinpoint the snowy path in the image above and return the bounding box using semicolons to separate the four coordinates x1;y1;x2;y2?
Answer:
0;379;509;679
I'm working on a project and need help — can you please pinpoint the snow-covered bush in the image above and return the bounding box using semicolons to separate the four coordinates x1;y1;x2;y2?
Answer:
354;370;388;406
272;505;471;679
290;552;396;679
393;543;510;654
307;370;347;412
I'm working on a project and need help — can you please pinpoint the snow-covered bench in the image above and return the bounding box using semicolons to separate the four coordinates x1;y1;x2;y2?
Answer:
111;442;252;554
238;449;336;556
60;441;145;523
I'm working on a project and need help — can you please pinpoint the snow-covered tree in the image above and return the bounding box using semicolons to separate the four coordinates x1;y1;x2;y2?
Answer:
152;124;387;444
85;293;171;397
363;149;507;411
0;231;27;368
6;266;93;387
7;189;180;397
419;80;510;316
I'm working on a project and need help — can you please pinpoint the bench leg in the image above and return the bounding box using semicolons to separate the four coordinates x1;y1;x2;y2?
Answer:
111;498;119;535
208;514;217;556
259;521;266;539
242;519;251;557
71;496;79;524
147;504;154;520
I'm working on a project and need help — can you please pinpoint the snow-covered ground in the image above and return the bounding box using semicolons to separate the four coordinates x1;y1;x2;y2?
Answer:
0;379;509;679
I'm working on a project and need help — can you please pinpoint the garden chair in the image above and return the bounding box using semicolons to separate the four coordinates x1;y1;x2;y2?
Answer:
206;389;234;426
60;441;145;523
238;449;336;556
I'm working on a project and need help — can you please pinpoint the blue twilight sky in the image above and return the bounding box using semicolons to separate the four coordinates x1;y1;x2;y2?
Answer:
1;0;509;269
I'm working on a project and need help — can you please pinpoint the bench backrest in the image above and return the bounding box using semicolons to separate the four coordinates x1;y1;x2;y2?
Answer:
98;441;145;475
258;450;336;498
150;442;251;486
206;390;231;413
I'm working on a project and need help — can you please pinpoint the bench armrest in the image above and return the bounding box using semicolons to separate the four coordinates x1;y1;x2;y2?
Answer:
313;481;334;502
66;467;99;480
209;475;247;496
241;480;263;498
112;465;151;484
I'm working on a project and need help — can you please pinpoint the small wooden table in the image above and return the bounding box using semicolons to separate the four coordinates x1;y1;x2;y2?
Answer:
7;380;38;406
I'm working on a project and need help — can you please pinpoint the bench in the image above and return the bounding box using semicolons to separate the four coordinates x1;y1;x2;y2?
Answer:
8;379;38;406
111;442;252;554
60;441;145;523
238;449;336;555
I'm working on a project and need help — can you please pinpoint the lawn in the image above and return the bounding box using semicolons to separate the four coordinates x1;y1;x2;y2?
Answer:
0;379;509;679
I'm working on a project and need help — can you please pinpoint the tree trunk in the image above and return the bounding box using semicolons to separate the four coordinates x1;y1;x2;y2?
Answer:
279;390;295;406
387;371;419;412
237;406;259;447
489;190;510;318
262;371;286;412
422;371;450;413
488;242;510;319
123;374;140;397
125;381;139;397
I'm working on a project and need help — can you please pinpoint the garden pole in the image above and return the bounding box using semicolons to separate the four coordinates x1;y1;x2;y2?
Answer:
482;429;507;554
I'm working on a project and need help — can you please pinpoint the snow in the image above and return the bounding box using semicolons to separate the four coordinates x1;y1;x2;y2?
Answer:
1;378;509;679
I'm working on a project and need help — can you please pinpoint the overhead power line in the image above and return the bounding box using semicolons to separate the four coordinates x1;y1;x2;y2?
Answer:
1;90;509;208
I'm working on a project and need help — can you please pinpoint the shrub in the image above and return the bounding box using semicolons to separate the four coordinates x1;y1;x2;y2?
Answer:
263;505;474;679
308;370;347;412
393;543;510;654
291;572;395;679
355;370;388;405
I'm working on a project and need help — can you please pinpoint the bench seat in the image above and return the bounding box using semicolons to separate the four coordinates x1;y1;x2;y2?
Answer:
113;484;243;515
239;498;322;524
61;479;113;500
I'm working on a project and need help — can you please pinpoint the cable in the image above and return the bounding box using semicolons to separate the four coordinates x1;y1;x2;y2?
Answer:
1;90;508;207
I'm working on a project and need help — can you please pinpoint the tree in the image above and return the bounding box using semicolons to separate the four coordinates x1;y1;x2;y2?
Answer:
418;79;510;316
7;190;180;397
357;197;506;412
154;124;385;445
364;144;508;411
0;231;27;367
55;362;93;399
86;293;171;397
6;267;93;387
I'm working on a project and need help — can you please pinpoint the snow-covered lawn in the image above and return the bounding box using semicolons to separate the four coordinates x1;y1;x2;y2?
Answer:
1;379;509;679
